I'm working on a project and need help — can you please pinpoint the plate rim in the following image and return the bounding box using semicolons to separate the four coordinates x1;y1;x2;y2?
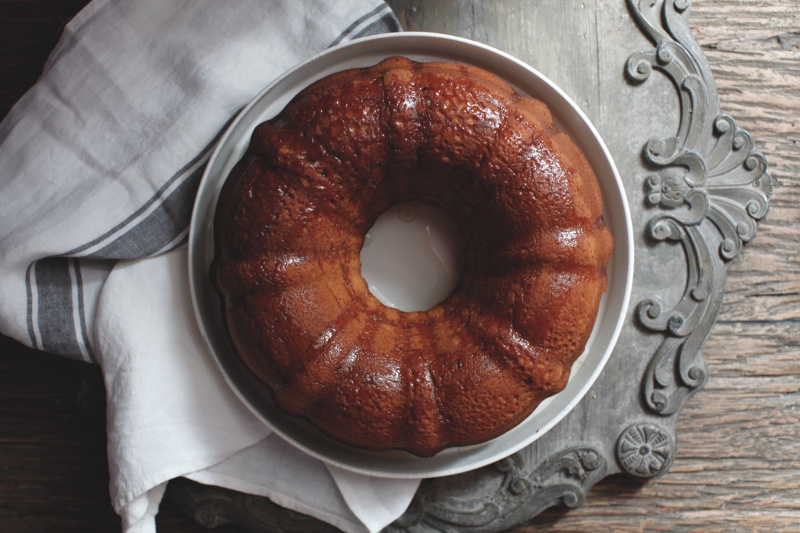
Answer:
188;31;634;479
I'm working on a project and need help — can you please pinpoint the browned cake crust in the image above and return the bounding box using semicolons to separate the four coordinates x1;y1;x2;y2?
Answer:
211;57;613;457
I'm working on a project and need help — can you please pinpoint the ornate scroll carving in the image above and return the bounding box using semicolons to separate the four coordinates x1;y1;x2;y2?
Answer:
626;0;772;415
616;423;675;478
166;478;338;532
392;447;607;532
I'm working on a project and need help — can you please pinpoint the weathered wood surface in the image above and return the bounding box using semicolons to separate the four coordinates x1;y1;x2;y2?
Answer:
0;0;797;531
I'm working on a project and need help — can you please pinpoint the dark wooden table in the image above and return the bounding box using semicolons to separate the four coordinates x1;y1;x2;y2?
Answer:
1;1;798;531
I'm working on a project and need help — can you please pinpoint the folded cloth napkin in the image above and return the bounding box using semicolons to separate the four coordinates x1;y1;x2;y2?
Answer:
0;1;421;531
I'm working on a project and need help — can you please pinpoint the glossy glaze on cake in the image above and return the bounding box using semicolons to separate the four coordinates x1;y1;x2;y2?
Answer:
211;57;613;457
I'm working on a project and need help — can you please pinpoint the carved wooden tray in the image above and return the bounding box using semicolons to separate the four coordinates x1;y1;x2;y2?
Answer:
168;0;772;530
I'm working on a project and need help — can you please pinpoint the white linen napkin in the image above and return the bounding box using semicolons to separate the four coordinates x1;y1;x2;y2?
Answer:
0;1;420;531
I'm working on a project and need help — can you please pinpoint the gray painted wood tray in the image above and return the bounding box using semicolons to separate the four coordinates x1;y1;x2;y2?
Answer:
168;0;772;530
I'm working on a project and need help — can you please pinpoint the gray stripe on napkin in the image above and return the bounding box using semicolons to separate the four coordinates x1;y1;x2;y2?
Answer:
73;258;98;363
86;164;204;259
76;108;239;259
31;258;82;359
23;152;204;360
330;4;398;46
64;148;209;258
28;257;99;363
23;113;233;361
24;159;202;360
351;11;401;40
27;258;105;363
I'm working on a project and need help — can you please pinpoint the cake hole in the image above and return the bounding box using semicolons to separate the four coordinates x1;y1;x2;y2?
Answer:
360;201;464;312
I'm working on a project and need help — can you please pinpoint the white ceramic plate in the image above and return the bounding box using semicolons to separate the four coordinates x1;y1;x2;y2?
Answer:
188;32;634;479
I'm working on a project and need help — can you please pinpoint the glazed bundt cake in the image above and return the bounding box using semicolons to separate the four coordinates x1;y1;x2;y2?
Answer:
211;57;613;457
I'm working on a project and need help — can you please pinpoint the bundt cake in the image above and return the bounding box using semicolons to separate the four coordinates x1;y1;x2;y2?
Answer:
211;57;613;457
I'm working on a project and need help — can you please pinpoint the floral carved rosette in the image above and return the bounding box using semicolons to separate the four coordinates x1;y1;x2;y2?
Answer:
617;423;675;478
626;0;772;416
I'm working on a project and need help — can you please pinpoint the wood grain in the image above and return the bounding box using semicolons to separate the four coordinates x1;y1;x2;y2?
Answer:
0;0;797;532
